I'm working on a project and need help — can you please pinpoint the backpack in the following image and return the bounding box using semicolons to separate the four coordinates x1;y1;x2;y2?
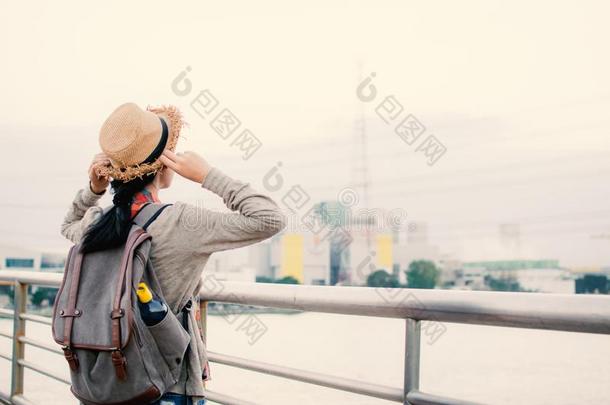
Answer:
51;202;193;405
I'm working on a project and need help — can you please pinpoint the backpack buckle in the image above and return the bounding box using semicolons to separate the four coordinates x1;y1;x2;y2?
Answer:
111;349;128;381
180;299;193;331
61;345;80;371
182;299;193;313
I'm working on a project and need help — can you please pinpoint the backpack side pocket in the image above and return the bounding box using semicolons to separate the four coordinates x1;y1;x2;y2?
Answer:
145;310;191;380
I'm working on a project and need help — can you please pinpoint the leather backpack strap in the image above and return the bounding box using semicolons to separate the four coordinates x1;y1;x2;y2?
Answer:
110;228;148;380
131;202;173;231
132;202;173;304
101;202;172;231
61;248;84;371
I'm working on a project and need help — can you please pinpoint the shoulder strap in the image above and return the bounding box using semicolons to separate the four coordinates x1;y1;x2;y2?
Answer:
131;202;173;231
130;202;174;311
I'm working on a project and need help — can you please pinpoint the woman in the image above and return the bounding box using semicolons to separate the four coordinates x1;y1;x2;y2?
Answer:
60;102;286;405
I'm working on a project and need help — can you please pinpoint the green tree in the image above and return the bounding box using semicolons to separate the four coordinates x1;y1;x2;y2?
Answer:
485;275;523;292
406;260;439;289
256;276;274;283
0;285;14;306
367;270;400;288
274;276;300;284
31;287;58;307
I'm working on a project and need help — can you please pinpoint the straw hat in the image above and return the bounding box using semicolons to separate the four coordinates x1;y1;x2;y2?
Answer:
96;102;185;182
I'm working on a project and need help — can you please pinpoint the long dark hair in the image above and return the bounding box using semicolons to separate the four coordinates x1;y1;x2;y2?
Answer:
79;173;156;254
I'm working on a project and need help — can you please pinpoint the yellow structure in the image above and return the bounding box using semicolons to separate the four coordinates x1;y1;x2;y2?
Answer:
280;234;304;283
376;234;393;270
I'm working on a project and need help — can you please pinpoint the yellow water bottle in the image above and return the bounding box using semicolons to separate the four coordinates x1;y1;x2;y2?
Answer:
136;282;168;326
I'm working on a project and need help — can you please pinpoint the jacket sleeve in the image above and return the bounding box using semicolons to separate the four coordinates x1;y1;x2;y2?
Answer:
60;183;106;244
176;167;287;255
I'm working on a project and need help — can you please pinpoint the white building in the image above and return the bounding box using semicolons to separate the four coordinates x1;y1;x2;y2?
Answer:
207;244;257;283
392;222;441;285
0;244;66;272
513;268;574;294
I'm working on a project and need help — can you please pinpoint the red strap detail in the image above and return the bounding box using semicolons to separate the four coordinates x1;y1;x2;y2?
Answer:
111;350;128;380
62;347;80;371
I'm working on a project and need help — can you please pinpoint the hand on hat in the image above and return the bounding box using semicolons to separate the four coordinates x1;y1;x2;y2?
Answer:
159;150;211;184
89;153;111;194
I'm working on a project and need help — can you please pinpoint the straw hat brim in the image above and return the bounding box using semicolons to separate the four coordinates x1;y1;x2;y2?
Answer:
95;105;185;182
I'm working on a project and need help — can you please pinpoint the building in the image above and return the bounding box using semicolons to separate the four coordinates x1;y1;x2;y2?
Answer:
243;204;451;288
259;232;331;285
207;244;257;283
392;222;441;285
462;260;573;293
575;274;608;294
0;245;66;272
573;267;610;294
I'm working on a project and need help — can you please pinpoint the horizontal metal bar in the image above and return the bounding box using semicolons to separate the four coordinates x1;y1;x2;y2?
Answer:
10;395;36;405
0;389;10;404
18;336;63;356
208;350;403;402
4;349;261;405
2;270;610;334
0;351;11;362
200;280;610;334
20;313;52;326
0;308;13;317
17;359;70;385
0;330;12;340
202;389;259;405
407;390;485;405
0;271;61;287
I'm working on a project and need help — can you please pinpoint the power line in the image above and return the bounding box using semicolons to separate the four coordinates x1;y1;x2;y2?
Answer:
216;115;610;173
311;166;610;200
302;151;610;193
217;129;608;174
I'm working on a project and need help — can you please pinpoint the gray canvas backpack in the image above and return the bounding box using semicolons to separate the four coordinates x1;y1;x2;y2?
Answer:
52;203;192;404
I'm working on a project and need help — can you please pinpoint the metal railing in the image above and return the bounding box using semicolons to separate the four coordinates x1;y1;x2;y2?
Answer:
1;270;610;405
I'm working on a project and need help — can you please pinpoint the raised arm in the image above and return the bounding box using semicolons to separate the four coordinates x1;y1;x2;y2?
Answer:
60;184;105;244
60;153;110;244
159;150;286;255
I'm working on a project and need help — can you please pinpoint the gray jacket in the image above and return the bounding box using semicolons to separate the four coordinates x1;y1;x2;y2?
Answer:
61;167;286;402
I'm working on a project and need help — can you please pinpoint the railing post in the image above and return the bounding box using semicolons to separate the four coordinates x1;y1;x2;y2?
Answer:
11;281;27;398
404;318;420;405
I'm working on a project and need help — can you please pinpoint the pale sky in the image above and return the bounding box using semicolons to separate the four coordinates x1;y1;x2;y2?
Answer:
0;0;609;266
